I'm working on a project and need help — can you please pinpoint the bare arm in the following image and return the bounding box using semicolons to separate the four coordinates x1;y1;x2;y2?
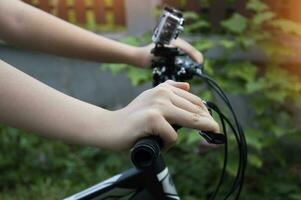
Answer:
0;59;218;150
0;59;112;147
0;0;203;68
0;0;140;66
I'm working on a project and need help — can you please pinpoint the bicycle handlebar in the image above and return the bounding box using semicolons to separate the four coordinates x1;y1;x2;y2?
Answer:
131;136;163;169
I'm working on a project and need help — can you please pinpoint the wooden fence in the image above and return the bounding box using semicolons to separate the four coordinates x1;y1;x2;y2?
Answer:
22;0;301;32
22;0;125;28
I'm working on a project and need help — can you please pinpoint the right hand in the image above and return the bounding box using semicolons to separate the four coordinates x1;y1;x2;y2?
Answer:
135;38;204;69
104;80;220;151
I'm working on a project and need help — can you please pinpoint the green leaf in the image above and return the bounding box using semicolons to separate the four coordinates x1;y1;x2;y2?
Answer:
183;11;199;20
226;159;238;176
245;78;266;93
265;90;288;103
203;59;214;75
218;39;236;49
248;154;263;168
239;36;256;48
247;0;269;12
226;62;258;82
252;11;275;26
270;19;301;36
275;184;299;195
258;40;296;58
127;68;151;85
245;129;264;151
194;39;215;51
292;95;301;110
221;13;247;34
185;20;210;32
186;131;200;145
101;64;127;75
290;193;301;200
271;126;287;138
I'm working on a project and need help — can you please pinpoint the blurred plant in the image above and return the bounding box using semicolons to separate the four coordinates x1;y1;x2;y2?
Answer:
0;125;132;199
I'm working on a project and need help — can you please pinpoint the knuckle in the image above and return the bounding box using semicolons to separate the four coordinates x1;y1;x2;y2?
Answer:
199;108;210;116
165;80;175;85
199;52;204;61
158;81;173;89
201;103;208;112
158;82;168;87
192;50;203;63
152;98;168;108
213;121;220;132
196;97;205;107
192;113;201;125
197;96;204;103
170;133;178;144
192;49;200;54
164;132;177;149
154;86;171;97
146;109;161;124
198;96;204;102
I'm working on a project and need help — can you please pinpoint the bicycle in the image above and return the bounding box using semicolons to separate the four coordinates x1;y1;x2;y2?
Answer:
64;7;248;200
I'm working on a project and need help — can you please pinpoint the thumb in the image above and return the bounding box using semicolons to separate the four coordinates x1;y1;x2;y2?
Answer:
171;38;204;64
165;80;190;91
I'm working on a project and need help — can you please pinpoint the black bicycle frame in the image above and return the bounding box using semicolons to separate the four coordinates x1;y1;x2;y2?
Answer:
64;155;180;200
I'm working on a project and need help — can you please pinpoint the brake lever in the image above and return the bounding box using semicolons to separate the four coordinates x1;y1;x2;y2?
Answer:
199;131;226;144
199;101;226;145
172;125;226;145
171;102;226;145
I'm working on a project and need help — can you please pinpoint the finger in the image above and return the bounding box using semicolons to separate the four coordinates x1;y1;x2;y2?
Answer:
169;86;208;111
164;104;219;133
158;81;208;114
164;80;190;91
151;115;177;151
171;38;204;64
170;93;207;115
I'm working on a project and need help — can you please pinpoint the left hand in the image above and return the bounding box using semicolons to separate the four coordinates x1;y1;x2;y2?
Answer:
135;38;203;69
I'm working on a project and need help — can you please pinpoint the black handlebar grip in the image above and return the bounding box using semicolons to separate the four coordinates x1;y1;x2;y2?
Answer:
131;136;163;169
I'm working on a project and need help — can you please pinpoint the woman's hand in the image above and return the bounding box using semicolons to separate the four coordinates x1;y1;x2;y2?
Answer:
103;80;219;151
0;59;218;151
134;38;204;69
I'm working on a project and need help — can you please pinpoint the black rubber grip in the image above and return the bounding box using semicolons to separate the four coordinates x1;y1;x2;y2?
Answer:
131;136;163;169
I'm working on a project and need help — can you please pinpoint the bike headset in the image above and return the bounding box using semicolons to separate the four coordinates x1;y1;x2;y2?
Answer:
131;7;248;200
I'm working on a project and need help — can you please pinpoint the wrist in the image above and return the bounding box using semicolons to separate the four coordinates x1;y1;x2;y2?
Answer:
126;46;144;68
91;107;133;151
126;45;153;68
86;107;114;148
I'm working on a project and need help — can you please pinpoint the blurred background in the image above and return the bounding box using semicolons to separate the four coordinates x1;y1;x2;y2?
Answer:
0;0;301;199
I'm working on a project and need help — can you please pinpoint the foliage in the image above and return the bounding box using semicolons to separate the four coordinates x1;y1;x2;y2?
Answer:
1;0;301;199
0;125;132;199
221;13;247;34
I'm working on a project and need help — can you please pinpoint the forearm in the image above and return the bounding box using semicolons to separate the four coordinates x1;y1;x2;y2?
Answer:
0;1;140;66
0;59;112;147
0;59;220;151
